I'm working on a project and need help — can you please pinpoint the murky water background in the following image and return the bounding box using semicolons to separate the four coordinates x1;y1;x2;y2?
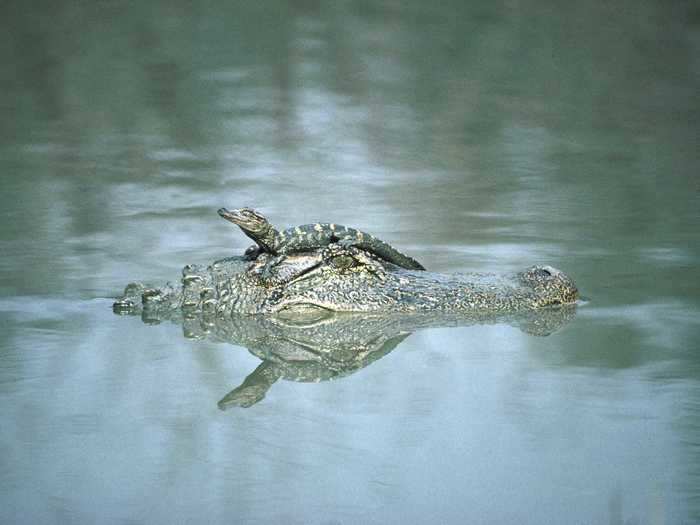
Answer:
1;2;699;523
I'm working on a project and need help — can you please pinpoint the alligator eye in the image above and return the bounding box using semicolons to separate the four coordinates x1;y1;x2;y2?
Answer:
331;255;357;270
534;268;552;277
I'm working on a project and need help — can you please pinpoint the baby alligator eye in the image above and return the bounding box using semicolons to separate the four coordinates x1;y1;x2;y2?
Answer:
331;255;357;270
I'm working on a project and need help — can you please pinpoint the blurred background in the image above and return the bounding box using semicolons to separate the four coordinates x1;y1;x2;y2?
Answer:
1;1;698;523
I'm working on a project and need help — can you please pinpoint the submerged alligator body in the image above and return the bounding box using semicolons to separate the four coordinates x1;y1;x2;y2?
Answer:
217;207;426;271
114;244;578;317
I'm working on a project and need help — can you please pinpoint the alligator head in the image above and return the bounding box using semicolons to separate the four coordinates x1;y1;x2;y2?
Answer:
206;244;579;315
217;207;277;253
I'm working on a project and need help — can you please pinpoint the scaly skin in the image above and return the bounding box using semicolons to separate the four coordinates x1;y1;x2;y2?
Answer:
113;244;579;317
217;207;426;271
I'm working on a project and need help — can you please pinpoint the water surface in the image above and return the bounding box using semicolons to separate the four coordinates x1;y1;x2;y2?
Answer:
1;1;698;523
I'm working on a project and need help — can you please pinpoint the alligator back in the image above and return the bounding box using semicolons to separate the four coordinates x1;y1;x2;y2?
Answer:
274;223;425;270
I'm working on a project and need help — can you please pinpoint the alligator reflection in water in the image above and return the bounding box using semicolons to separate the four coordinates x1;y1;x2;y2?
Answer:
216;309;576;409
120;305;576;409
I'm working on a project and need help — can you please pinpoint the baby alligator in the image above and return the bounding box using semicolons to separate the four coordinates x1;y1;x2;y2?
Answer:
218;207;426;271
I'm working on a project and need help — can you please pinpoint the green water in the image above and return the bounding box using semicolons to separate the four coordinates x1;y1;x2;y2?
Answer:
1;1;698;523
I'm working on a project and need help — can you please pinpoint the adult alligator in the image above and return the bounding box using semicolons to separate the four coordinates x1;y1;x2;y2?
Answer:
217;207;426;270
113;242;579;317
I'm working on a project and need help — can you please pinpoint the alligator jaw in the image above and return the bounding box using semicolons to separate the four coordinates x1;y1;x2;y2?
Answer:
218;207;244;224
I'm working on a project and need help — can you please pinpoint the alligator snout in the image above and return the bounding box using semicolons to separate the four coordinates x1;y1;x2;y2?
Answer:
520;265;579;306
217;207;235;220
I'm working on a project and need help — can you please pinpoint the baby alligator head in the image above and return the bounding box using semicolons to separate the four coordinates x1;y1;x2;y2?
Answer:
218;207;277;253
